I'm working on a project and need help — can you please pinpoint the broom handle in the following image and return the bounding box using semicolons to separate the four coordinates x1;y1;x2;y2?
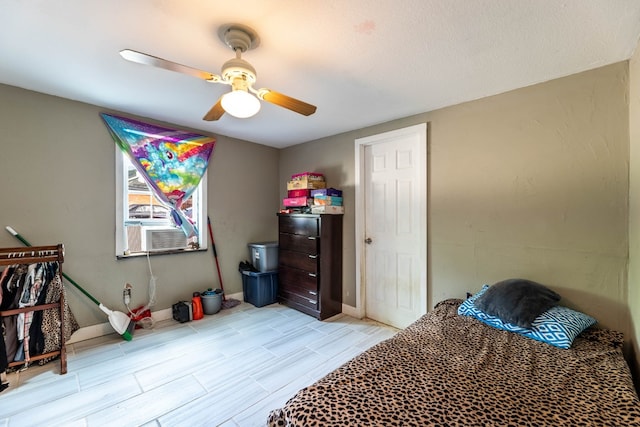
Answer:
5;226;101;306
207;216;226;301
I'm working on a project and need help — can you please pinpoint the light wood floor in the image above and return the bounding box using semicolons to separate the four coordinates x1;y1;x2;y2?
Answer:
1;302;398;427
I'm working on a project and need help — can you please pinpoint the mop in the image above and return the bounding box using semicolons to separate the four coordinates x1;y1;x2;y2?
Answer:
207;217;240;309
5;227;135;341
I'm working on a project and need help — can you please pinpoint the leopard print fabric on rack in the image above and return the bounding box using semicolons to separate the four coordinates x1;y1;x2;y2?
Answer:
38;273;79;365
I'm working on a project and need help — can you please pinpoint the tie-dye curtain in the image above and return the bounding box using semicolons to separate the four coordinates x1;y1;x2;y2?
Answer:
101;113;215;239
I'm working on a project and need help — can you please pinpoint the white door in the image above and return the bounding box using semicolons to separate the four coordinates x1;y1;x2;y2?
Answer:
355;124;427;329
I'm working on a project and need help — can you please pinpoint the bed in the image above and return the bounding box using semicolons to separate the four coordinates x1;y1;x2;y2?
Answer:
268;296;640;426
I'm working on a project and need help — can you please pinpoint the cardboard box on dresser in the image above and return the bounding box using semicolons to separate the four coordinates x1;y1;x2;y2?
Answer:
281;172;344;214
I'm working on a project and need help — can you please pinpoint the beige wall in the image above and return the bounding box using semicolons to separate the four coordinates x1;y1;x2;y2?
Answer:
0;84;280;327
281;63;632;343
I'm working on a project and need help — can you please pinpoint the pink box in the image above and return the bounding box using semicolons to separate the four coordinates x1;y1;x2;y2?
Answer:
283;197;312;207
287;189;311;198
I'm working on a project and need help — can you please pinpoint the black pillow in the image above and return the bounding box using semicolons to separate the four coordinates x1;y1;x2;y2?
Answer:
473;278;561;328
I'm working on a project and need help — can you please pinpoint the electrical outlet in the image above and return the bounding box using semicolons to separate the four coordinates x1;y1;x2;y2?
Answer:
123;283;132;305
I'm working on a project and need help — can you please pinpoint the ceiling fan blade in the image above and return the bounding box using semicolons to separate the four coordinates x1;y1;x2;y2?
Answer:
120;49;220;82
257;89;317;116
203;97;225;121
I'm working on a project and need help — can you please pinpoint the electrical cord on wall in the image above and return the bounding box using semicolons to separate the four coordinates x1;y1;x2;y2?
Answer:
145;250;157;309
124;252;157;329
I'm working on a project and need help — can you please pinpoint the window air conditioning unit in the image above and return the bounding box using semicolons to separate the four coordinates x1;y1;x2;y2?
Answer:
141;227;188;252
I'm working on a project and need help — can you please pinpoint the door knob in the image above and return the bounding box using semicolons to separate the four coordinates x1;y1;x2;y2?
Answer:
365;237;372;244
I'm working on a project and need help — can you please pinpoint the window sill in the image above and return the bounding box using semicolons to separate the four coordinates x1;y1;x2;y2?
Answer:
116;247;207;260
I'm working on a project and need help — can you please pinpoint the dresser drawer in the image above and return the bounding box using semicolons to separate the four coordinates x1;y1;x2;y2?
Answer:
279;233;318;254
278;265;318;295
278;287;317;310
279;215;319;236
279;248;318;272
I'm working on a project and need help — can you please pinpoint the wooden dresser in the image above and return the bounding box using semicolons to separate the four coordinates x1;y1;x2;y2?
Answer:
277;213;343;320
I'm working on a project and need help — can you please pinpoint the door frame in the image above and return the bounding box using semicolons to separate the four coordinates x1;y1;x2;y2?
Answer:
353;123;428;320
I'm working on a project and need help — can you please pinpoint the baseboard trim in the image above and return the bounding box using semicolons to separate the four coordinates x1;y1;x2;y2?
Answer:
67;291;245;344
342;303;361;319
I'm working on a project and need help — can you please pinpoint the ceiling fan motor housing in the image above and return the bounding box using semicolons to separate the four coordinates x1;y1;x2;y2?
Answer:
221;57;257;84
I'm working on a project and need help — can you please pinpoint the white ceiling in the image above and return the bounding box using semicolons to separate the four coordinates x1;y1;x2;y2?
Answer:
2;1;640;148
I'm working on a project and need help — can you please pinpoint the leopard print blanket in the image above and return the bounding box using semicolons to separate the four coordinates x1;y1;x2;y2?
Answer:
268;299;640;426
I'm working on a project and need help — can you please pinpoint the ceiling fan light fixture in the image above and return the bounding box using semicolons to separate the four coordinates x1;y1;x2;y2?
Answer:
221;89;261;118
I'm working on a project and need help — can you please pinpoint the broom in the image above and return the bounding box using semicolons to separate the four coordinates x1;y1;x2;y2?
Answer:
5;226;135;341
207;217;240;309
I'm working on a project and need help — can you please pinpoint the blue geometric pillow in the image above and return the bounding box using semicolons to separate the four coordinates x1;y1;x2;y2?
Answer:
458;285;597;349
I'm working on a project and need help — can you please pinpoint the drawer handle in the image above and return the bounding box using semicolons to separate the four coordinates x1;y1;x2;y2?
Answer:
309;291;317;296
307;236;317;240
308;254;317;259
308;273;317;278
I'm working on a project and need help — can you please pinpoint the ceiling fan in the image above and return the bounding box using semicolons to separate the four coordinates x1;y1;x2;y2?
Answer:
119;23;317;121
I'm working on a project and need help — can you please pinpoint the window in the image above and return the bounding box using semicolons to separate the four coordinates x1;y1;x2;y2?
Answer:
115;147;207;258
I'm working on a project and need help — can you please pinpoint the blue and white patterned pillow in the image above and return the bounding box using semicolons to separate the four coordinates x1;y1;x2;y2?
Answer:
458;285;597;349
